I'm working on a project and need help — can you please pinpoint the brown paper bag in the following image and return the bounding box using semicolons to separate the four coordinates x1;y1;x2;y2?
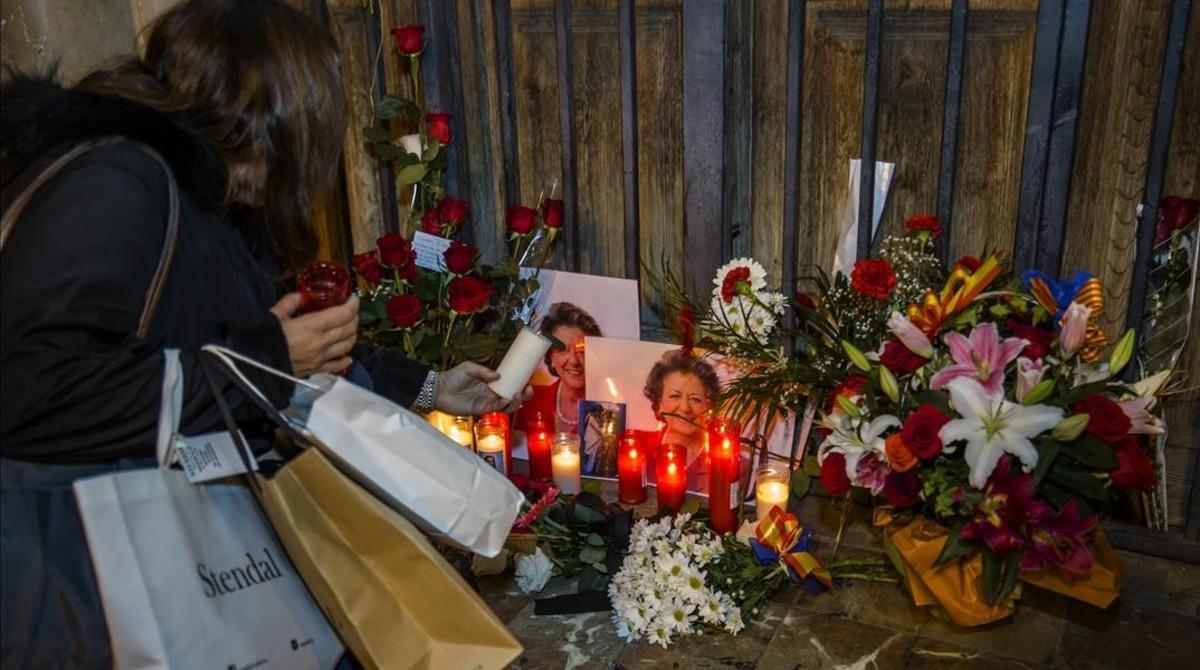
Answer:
256;448;523;670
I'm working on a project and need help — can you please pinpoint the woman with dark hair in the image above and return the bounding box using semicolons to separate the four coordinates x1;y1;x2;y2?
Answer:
0;1;519;663
517;301;603;433
643;350;722;491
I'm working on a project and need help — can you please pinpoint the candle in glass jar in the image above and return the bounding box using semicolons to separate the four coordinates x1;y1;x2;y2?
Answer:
706;418;741;534
297;261;351;313
755;462;790;521
489;327;553;400
656;443;688;514
617;431;647;504
475;412;510;476
551;433;582;495
444;415;475;449
526;411;554;481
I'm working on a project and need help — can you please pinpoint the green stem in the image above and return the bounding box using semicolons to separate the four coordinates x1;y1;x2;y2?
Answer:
443;312;457;352
831;490;852;560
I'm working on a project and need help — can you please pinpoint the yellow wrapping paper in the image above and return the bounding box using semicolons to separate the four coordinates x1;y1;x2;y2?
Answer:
1019;527;1123;609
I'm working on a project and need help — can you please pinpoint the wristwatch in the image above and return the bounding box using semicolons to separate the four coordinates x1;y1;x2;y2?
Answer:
412;369;439;413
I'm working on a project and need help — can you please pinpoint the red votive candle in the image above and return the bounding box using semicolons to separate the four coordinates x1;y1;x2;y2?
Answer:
297;261;351;312
656;443;688;514
618;430;647;504
706;418;741;534
526;411;554;482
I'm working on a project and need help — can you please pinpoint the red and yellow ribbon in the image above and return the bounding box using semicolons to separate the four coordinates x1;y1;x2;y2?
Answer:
1026;275;1108;363
907;253;1004;336
755;507;833;589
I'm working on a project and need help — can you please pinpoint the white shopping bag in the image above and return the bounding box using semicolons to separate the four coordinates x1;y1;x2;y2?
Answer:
73;351;343;670
204;345;524;558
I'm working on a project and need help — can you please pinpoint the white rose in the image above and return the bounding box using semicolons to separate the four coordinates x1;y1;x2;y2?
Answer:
514;547;553;593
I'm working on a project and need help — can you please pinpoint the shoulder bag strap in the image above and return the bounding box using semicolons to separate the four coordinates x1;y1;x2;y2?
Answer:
0;136;181;338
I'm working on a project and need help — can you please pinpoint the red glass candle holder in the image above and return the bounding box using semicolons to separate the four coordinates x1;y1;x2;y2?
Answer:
706;418;741;534
618;430;647;504
475;412;511;476
526;411;554;482
297;261;351;313
656;442;688;514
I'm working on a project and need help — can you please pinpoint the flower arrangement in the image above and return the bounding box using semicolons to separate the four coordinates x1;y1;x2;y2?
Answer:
354;23;564;369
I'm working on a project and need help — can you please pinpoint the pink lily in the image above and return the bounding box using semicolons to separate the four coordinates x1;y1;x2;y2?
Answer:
1019;500;1098;579
888;311;934;358
931;323;1028;396
1059;302;1091;358
1015;357;1046;403
1118;396;1165;435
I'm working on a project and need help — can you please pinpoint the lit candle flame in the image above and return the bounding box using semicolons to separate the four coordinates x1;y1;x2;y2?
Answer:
667;462;677;476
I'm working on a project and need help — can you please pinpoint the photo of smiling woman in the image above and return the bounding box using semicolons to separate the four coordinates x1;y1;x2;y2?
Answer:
643;350;722;492
517;302;603;433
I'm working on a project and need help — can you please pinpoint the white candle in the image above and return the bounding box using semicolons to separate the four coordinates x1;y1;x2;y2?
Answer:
445;417;474;448
756;480;790;521
489;327;552;400
551;433;582;495
477;435;506;474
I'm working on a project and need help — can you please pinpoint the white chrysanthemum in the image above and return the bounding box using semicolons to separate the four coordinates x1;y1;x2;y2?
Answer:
647;626;673;649
711;290;787;344
679;569;708;605
666;598;697;634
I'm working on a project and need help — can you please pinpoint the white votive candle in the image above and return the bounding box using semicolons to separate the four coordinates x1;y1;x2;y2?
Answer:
551;433;582;495
445;415;475;448
489;327;553;400
755;463;790;521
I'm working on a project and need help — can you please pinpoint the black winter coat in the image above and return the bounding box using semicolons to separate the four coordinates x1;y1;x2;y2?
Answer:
0;77;428;463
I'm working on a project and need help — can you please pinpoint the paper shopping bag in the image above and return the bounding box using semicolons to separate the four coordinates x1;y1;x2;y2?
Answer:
73;468;344;669
255;447;523;670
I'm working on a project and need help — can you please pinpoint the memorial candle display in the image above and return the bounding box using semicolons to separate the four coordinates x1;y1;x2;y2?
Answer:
617;430;647;504
475;412;510;475
705;418;741;534
755;462;790;521
296;261;351;312
525;411;554;481
551;433;582;495
488;326;552;400
656;443;687;514
444;415;475;449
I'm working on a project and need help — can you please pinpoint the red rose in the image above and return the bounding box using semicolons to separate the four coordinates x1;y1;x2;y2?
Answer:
506;205;537;235
420;209;446;236
880;339;929;375
826;375;868;413
904;214;942;239
883;471;922;508
953;255;982;273
448;275;493;314
820;452;851;496
850;258;896;301
1072;394;1131;442
438;197;469;226
443;240;477;275
376;232;412;267
901;405;951;459
426;112;452;145
351;251;383;283
1160;196;1199;232
1008;318;1055;361
390;24;425;55
386;294;422;329
542;198;564;229
1111;437;1156;490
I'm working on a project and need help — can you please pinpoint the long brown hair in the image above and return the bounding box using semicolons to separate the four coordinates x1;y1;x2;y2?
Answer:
76;0;345;271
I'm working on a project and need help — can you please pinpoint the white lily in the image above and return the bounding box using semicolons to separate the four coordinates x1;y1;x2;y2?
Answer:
817;413;901;482
940;378;1063;489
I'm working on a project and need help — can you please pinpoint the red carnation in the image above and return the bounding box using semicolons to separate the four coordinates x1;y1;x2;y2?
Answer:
420;209;446;236
850;258;896;301
376;232;411;267
904;214;942;239
954;256;982;273
390;24;424;55
1072;394;1132;443
443;240;477;275
507;205;537;235
542;198;564;229
386;294;422;329
448;275;493;314
901;405;951;459
426;112;452;146
880;339;929;375
1111;437;1156;490
883;471;922;508
820;452;851;496
351;251;383;283
720;267;752;303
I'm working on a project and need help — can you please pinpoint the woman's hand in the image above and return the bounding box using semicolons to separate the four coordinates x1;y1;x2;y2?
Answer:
270;293;359;377
435;362;533;416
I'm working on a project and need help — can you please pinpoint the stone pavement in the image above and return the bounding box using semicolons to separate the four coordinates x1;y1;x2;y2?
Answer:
478;487;1200;669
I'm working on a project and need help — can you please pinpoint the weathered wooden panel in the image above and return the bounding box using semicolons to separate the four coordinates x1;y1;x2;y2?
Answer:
750;0;791;282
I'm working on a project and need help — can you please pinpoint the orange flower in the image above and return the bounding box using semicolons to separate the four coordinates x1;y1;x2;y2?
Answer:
885;434;918;473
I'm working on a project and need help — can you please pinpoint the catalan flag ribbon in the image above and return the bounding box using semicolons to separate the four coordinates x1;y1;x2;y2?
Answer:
1021;270;1108;363
750;507;833;594
906;253;1004;336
